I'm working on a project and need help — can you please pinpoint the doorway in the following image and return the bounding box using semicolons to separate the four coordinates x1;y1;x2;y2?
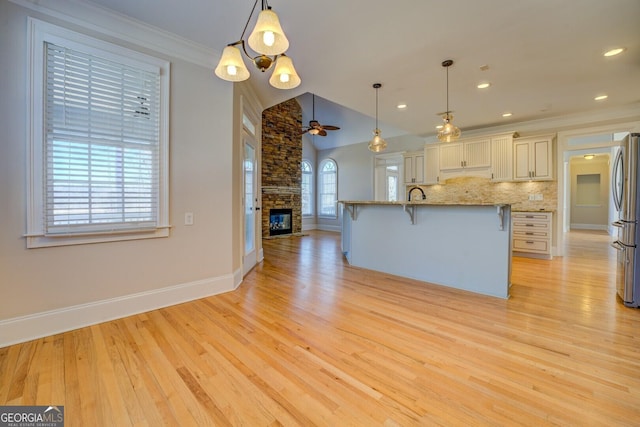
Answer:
557;125;635;256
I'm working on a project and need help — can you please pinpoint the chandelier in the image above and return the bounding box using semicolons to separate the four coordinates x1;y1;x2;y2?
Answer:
214;0;301;89
369;83;387;153
437;59;461;142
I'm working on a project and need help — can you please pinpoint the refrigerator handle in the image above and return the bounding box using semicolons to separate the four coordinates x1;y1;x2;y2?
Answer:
612;148;624;213
611;240;626;251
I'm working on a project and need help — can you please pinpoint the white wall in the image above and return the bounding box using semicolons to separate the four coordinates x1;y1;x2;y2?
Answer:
0;1;236;345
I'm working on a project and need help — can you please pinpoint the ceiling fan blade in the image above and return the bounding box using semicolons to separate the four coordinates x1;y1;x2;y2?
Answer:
323;125;340;131
318;129;327;137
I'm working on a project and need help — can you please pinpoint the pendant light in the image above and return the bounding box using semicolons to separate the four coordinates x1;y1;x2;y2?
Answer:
214;0;301;89
369;83;387;153
437;59;461;142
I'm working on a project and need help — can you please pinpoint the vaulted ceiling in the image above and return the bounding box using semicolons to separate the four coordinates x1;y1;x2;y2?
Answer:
87;0;640;149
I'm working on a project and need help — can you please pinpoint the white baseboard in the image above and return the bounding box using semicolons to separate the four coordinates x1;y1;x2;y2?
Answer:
316;224;341;233
570;223;608;231
0;274;235;348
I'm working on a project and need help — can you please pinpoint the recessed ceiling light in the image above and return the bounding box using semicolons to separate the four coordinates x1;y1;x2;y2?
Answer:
604;47;625;57
502;112;512;117
584;154;595;160
477;82;490;89
594;95;608;101
397;103;407;110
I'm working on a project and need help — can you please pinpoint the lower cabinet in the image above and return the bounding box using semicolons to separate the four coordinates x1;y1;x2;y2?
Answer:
512;211;552;259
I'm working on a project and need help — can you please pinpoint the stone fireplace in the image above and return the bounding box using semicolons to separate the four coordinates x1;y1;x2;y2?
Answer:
261;98;302;237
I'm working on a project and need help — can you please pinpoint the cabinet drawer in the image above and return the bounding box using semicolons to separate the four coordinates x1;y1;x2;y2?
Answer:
513;238;548;253
513;230;548;238
512;213;549;220
512;220;550;230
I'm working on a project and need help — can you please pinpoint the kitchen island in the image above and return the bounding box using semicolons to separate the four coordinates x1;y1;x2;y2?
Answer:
340;201;512;298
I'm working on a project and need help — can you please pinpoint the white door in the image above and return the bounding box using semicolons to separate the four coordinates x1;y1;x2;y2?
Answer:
243;138;258;275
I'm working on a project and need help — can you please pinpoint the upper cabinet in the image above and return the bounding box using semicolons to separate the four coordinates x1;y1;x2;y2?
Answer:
439;138;491;171
513;135;554;181
403;151;424;184
490;133;516;182
424;144;440;184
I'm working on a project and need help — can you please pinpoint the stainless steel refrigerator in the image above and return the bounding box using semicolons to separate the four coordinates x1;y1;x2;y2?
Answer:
611;132;640;307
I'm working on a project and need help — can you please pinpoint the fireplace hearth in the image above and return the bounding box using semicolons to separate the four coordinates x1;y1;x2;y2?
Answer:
269;208;292;236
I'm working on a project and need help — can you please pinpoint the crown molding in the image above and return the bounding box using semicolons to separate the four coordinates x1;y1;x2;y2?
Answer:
422;102;640;143
10;0;218;69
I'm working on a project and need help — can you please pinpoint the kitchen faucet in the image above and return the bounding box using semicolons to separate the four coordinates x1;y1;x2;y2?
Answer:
407;186;426;201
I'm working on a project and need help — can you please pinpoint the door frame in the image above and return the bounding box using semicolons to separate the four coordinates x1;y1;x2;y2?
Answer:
240;99;263;276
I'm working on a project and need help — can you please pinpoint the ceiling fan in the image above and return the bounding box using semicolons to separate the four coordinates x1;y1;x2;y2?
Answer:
301;94;340;137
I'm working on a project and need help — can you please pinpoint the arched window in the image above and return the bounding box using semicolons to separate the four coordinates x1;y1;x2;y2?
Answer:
318;159;338;218
301;160;313;216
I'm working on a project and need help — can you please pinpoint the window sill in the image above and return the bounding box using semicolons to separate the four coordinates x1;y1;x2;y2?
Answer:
26;226;170;249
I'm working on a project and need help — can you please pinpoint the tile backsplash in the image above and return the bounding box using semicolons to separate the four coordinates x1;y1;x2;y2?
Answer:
411;177;557;211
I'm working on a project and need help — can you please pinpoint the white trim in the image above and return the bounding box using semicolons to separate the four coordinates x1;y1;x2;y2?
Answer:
11;0;218;68
316;224;341;233
0;274;236;347
570;223;608;231
233;268;244;289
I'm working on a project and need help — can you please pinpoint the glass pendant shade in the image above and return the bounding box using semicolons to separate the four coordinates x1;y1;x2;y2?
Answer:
269;54;301;89
369;129;387;152
248;9;289;56
437;113;461;142
214;45;250;82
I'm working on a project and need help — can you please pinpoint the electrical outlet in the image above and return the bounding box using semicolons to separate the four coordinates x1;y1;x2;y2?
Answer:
528;194;535;201
535;194;543;201
184;212;194;225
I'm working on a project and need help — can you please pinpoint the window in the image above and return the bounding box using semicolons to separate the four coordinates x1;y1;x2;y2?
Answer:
27;19;170;248
318;159;337;218
301;160;313;216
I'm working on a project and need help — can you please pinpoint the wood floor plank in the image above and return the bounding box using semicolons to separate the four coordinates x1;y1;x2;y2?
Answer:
1;230;640;425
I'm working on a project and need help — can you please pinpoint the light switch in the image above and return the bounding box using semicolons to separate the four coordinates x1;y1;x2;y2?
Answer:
184;212;194;225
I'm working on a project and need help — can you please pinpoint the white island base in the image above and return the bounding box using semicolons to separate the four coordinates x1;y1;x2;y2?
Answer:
341;202;512;299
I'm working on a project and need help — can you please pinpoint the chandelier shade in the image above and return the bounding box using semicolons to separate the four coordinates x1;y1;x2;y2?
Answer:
214;0;300;89
214;44;250;82
437;59;461;142
269;54;301;89
248;9;289;56
369;83;387;153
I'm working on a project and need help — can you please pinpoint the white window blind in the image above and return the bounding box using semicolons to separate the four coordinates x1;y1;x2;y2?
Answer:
45;42;161;235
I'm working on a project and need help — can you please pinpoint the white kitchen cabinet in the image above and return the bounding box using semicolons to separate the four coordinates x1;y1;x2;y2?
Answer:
439;138;491;171
404;151;424;184
512;211;552;259
490;133;515;182
513;135;553;181
424;144;440;184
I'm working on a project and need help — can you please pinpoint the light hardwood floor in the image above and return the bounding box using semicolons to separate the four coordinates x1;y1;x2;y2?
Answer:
1;230;639;426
